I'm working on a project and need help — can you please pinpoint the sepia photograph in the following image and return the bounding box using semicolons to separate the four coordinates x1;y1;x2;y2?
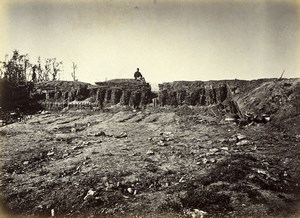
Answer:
0;0;300;217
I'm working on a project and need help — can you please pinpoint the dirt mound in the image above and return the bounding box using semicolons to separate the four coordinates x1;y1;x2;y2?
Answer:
235;78;300;133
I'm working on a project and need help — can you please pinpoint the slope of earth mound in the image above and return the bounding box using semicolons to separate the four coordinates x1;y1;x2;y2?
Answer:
1;107;300;217
35;80;95;90
235;78;300;134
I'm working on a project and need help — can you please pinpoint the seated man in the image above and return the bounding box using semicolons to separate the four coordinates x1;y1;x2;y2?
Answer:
134;68;145;81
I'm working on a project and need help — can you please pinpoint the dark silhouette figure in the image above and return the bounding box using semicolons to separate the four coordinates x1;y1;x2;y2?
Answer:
134;68;144;81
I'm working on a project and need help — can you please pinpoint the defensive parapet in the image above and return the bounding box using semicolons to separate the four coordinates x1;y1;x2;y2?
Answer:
32;79;155;110
95;79;153;108
158;80;241;114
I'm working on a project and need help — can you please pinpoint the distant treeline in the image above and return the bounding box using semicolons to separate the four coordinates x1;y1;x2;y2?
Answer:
0;50;77;84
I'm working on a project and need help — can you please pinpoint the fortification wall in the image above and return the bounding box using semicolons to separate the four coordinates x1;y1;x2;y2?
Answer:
34;79;154;110
158;81;241;115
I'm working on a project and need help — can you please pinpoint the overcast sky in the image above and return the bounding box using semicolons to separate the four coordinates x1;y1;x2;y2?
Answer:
1;0;299;85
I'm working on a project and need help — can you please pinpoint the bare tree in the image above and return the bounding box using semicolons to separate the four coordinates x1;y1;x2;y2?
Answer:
43;58;63;81
44;58;51;81
71;61;77;81
36;57;43;82
0;55;8;79
52;58;63;81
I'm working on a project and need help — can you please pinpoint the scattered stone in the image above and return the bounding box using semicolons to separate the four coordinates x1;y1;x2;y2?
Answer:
236;134;247;141
134;189;138;195
179;176;185;183
236;140;251;146
218;138;228;143
208;148;219;154
72;145;84;150
0;121;8;126
116;132;127;138
23;161;29;165
95;131;106;137
105;182;114;190
83;141;91;146
62;153;68;158
228;137;236;143
263;115;271;122
255;168;277;181
71;127;77;133
55;134;72;141
74;151;83;155
161;131;173;136
220;147;229;151
41;111;50;115
146;150;154;155
51;208;55;217
202;158;208;164
127;187;133;194
224;117;236;122
121;147;130;152
84;189;96;200
47;151;55;156
210;158;216;163
186;209;208;218
157;140;167;146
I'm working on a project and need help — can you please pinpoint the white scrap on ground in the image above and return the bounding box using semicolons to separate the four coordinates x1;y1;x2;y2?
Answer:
186;209;208;218
84;189;96;200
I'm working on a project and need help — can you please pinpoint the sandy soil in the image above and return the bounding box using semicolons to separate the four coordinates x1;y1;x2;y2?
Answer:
1;107;300;218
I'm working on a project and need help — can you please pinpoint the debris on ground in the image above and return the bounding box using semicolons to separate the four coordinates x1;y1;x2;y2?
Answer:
84;189;96;200
236;140;252;146
1;78;300;218
185;209;208;218
146;150;155;155
95;131;106;137
115;132;127;138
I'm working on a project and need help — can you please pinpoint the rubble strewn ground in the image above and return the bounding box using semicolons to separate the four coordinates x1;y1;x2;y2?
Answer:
1;106;300;218
0;78;300;218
